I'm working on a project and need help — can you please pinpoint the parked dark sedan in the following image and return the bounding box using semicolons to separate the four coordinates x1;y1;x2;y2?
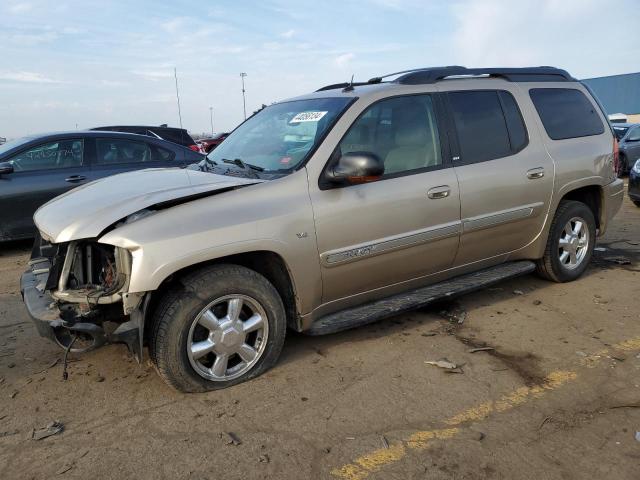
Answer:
612;123;640;176
0;131;203;241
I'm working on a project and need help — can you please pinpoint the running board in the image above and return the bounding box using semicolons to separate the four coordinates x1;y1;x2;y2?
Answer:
306;261;536;335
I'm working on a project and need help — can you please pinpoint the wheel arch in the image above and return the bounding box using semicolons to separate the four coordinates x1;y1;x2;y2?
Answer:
559;184;602;231
143;250;301;345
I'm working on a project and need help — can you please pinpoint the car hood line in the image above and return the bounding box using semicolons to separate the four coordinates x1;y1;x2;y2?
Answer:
34;168;263;243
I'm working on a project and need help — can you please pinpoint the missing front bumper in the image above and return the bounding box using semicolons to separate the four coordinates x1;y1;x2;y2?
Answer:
20;267;143;361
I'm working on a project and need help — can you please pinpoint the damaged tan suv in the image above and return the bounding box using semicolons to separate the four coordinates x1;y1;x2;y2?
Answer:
21;67;624;392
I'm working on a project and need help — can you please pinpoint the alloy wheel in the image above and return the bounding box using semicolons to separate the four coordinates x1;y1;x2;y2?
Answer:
558;216;589;270
187;294;269;381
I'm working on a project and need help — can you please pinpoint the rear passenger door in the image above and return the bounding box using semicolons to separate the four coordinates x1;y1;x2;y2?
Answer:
91;137;180;179
443;87;554;266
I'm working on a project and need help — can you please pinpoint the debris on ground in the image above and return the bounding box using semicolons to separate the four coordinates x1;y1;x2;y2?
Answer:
473;431;485;441
56;463;73;475
513;290;524;295
223;432;241;446
381;435;389;449
609;404;640;409
0;430;19;438
421;332;437;337
635;432;640;442
575;351;588;357
438;304;467;324
468;347;495;353
425;358;464;373
533;300;542;305
603;256;631;265
259;454;270;463
539;416;552;430
626;240;639;246
32;421;64;440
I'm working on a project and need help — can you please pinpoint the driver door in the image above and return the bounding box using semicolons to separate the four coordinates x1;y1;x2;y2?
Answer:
0;138;87;239
308;93;461;305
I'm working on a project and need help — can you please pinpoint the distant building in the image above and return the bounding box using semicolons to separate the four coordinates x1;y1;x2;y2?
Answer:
582;72;640;123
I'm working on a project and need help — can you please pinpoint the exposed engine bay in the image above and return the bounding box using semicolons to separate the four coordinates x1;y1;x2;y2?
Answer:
23;235;142;360
49;240;130;305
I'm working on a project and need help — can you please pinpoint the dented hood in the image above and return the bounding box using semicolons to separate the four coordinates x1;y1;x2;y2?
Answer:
34;168;262;243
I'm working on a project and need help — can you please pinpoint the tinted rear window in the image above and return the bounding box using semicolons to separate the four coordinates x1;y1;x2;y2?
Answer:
498;91;528;152
529;88;604;140
449;90;527;163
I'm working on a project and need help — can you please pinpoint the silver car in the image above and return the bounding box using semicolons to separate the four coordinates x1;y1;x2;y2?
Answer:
21;66;624;392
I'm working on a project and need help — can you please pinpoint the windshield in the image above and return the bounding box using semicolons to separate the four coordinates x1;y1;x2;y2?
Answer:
0;136;35;157
205;97;353;174
613;126;629;140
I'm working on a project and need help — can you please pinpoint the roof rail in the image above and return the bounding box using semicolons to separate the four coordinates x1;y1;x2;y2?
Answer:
394;66;575;85
315;66;575;92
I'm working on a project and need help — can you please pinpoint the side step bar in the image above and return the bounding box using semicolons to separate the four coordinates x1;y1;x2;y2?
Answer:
306;261;536;335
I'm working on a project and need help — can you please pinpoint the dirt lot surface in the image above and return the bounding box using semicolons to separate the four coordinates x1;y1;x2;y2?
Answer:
1;196;639;480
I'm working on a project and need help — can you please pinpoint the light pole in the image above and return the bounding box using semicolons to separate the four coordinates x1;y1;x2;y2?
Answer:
174;67;183;129
240;72;247;120
209;106;214;136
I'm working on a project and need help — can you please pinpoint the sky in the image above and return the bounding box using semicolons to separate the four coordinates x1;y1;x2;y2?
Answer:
1;0;639;139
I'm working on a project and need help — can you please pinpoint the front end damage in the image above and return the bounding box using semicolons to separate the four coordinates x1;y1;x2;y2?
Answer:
21;235;145;361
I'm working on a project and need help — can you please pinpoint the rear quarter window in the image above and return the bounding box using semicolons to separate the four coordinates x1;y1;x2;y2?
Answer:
529;88;604;140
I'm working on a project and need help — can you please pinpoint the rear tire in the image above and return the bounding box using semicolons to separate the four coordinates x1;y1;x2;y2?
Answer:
150;264;286;392
536;200;596;283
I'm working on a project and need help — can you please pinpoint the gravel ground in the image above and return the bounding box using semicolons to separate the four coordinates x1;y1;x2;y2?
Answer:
0;194;639;480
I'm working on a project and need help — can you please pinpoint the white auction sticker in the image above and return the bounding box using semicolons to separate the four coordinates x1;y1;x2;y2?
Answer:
290;111;328;123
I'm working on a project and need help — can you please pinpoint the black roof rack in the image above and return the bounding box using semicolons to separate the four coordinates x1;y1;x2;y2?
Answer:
393;66;575;85
316;66;574;92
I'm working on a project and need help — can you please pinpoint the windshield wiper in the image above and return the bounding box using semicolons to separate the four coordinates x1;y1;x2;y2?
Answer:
222;158;264;172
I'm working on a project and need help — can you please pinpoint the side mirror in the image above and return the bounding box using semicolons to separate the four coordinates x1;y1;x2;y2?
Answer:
325;152;384;186
0;162;14;175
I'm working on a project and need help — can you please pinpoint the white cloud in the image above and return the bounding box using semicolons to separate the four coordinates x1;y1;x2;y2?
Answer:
131;69;173;81
280;29;295;39
334;52;355;67
8;2;32;14
8;31;58;46
0;71;61;83
160;17;187;34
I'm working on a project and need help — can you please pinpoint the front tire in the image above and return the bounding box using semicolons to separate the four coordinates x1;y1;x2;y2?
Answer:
536;200;596;283
150;264;286;392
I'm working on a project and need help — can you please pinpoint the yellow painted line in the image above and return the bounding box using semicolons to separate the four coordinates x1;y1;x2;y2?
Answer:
331;336;640;480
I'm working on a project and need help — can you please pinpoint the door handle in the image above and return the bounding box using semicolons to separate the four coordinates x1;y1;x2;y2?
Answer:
65;175;86;183
427;186;451;199
526;168;545;180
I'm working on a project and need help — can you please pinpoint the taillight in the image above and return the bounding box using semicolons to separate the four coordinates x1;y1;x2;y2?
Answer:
613;137;620;174
188;145;200;152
